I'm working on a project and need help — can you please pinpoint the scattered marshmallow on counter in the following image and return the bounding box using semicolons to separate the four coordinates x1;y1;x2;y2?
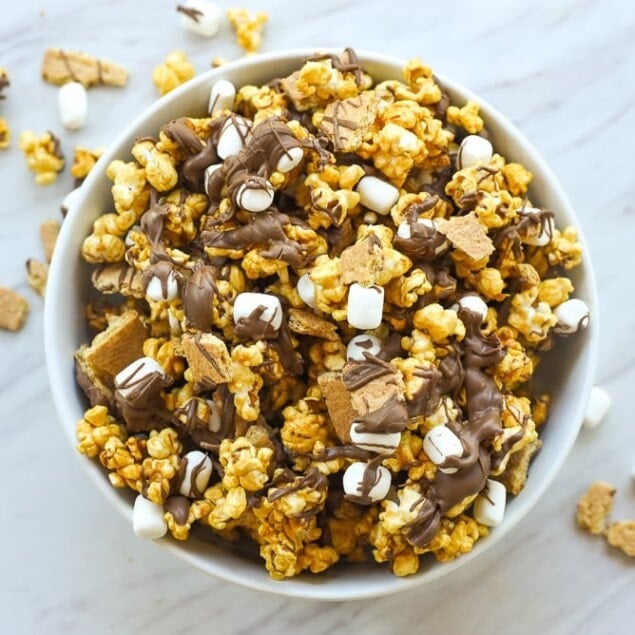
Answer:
423;425;464;474
133;495;167;540
177;0;222;38
216;116;251;159
343;461;392;503
582;385;611;429
346;333;382;361
349;425;401;455
356;175;400;215
473;479;506;527
347;283;384;330
233;292;283;330
145;270;179;302
456;134;493;170
235;180;274;212
296;273;317;309
178;450;213;497
114;357;166;399
208;79;236;116
58;81;87;130
554;298;590;335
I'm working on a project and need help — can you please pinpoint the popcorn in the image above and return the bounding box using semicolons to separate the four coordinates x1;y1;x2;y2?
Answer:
19;130;65;185
72;49;589;580
227;7;268;54
0;117;10;149
152;50;195;95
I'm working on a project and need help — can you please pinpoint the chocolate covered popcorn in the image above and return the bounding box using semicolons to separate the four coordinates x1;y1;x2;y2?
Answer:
74;49;590;578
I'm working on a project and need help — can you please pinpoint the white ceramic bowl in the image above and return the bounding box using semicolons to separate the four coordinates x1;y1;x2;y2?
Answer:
44;49;599;600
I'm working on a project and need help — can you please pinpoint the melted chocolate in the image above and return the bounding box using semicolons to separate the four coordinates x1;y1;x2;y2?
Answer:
182;266;218;331
165;495;191;525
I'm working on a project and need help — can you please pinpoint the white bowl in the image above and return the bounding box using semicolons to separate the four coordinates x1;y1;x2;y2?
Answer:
44;48;599;600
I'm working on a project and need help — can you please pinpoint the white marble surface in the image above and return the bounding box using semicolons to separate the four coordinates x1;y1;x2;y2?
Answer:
1;0;634;632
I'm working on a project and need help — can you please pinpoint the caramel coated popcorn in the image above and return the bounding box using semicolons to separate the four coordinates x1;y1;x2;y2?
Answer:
227;8;268;54
19;130;65;185
73;49;590;579
152;50;195;95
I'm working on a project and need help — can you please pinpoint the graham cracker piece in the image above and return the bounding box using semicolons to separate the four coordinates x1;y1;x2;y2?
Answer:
340;234;384;286
74;352;114;407
91;264;145;298
182;333;233;391
0;286;29;331
26;259;49;296
499;438;542;495
317;372;355;444
435;211;495;261
39;219;61;263
344;359;404;415
81;310;147;379
320;92;379;152
288;308;339;341
606;520;635;557
41;48;128;88
576;480;616;535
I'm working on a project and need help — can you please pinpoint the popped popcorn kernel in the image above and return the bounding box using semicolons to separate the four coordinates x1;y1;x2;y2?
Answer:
19;130;64;185
227;8;268;54
446;100;484;133
152;50;195;95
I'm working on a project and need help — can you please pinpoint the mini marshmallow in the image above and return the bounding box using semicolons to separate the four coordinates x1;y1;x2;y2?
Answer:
276;146;304;173
582;385;611;429
178;0;222;37
58;81;87;130
208;78;236;116
343;462;392;503
473;479;507;527
206;399;221;433
363;211;378;225
115;357;166;400
423;425;463;473
204;163;223;197
350;425;401;455
233;292;283;330
347;283;384;330
236;180;275;212
167;308;182;335
554;298;590;335
456;135;493;170
216;116;251;160
61;187;82;217
145;270;179;302
346;334;382;361
454;294;489;323
519;207;555;246
296;273;318;309
133;495;167;540
178;450;213;497
397;218;449;253
356;175;400;215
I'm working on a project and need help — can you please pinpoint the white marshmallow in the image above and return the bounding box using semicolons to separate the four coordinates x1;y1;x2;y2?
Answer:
178;450;213;497
554;298;590;335
347;283;384;330
178;0;222;37
350;424;401;455
208;78;236;115
456;135;493;170
204;163;223;197
124;226;141;248
167;308;182;335
296;273;318;309
363;211;378;224
58;81;87;130
206;399;221;432
233;292;283;330
145;270;179;302
455;294;489;323
582;385;611;429
216;116;251;159
346;334;382;361
236;180;275;212
61;187;82;216
343;462;392;502
473;479;507;527
133;495;167;540
397;218;449;253
114;357;166;400
276;146;304;173
356;176;400;215
423;425;463;473
519;207;555;246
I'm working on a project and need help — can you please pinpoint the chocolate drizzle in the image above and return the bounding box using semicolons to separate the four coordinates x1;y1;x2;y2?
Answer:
165;495;191;525
234;304;280;340
344;456;385;505
308;48;364;86
141;190;171;244
182;266;218;331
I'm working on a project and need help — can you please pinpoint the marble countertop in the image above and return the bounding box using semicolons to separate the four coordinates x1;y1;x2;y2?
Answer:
1;0;634;632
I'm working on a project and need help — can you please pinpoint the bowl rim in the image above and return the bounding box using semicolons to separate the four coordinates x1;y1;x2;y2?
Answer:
44;47;599;601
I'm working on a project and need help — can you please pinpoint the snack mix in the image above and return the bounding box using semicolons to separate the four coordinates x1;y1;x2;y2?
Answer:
74;49;590;579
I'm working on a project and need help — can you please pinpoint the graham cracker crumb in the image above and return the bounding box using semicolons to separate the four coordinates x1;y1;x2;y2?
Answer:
499;438;542;495
288;308;339;341
340;235;384;286
606;520;635;557
0;286;29;331
317;372;355;444
182;333;233;391
435;211;495;261
26;259;49;296
320;92;379;152
576;480;616;535
41;48;128;87
39;219;61;263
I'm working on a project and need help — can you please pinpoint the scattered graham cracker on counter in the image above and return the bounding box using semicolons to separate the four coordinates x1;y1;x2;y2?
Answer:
41;48;128;88
0;287;29;331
